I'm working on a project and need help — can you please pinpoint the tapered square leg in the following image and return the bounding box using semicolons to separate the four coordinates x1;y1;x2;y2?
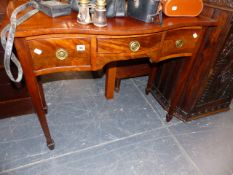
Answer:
14;39;55;150
105;63;117;99
146;66;157;95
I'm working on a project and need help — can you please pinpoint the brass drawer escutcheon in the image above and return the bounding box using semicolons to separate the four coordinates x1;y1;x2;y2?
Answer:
175;40;184;48
56;48;68;60
129;41;140;52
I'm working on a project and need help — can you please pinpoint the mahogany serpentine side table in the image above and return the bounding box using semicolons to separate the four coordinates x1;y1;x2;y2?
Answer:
3;1;217;149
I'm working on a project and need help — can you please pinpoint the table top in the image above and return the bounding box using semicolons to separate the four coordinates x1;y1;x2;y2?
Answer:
4;1;217;37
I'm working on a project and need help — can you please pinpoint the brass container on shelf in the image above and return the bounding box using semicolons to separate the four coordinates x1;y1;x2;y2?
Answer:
77;0;92;24
93;0;107;27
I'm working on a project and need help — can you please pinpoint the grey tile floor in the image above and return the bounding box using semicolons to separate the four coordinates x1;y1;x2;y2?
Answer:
0;72;233;175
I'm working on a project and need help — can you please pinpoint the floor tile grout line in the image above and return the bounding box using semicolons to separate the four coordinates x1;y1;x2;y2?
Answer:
168;133;204;175
39;135;174;172
131;79;204;175
130;79;181;126
0;125;168;174
0;78;165;174
1;78;209;174
0;134;43;144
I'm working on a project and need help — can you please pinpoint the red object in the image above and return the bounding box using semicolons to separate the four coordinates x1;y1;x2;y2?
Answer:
162;0;204;17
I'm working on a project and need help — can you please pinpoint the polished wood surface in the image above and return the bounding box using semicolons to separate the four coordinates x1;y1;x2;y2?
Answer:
0;0;8;22
161;27;201;59
3;1;216;148
27;35;91;74
21;25;213;76
97;34;162;54
8;11;215;37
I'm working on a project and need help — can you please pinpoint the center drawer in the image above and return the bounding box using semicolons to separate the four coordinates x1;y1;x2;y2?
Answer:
27;37;91;72
97;34;162;54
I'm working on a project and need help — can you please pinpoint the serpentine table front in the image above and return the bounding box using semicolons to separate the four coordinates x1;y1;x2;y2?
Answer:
5;1;217;149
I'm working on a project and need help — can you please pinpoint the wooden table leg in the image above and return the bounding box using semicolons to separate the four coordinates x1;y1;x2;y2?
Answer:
38;79;48;113
115;78;121;93
28;77;55;150
15;39;54;150
166;28;207;122
105;63;117;99
146;65;157;95
165;84;182;122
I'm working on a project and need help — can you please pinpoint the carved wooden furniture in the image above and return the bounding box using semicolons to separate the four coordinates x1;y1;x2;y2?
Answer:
151;1;233;121
3;1;216;149
0;0;34;118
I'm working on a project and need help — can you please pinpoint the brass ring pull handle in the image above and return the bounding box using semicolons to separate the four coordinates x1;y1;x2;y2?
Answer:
175;40;184;48
56;48;68;60
129;41;140;52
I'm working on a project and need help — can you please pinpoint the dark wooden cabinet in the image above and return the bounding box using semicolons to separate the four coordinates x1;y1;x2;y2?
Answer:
151;1;233;121
0;0;34;119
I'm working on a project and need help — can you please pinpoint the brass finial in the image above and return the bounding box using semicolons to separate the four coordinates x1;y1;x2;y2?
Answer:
96;0;106;9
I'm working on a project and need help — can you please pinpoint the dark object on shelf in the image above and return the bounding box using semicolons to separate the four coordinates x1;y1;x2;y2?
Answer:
38;0;71;17
69;0;79;12
151;1;233;121
127;0;162;24
107;0;126;17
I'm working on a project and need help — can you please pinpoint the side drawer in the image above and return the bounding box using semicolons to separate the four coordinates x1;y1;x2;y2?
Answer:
161;27;202;57
97;34;162;54
27;37;91;72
